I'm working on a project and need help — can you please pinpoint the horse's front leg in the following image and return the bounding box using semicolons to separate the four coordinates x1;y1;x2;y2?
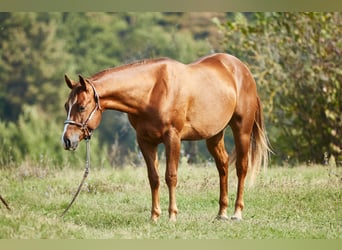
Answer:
163;128;181;222
137;137;161;222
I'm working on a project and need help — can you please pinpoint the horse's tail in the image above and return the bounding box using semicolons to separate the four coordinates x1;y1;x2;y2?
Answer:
248;96;270;185
229;96;271;186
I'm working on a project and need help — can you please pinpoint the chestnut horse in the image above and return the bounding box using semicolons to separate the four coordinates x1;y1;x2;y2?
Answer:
62;53;269;221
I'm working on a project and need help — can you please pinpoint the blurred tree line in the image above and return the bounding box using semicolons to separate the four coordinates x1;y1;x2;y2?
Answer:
216;12;341;165
0;12;340;168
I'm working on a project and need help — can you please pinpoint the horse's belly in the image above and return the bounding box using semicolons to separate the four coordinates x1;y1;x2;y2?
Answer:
181;88;236;140
181;109;234;140
180;116;231;140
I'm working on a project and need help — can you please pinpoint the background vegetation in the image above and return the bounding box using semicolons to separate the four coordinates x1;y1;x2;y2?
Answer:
0;12;340;168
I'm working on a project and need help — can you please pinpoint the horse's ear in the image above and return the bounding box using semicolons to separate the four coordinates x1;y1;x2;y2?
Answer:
65;74;76;89
78;75;89;91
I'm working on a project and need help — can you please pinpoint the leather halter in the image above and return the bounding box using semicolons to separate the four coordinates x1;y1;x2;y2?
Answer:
64;81;102;139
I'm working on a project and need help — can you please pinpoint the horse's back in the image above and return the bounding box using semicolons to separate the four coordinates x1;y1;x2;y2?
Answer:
193;53;258;112
191;53;255;86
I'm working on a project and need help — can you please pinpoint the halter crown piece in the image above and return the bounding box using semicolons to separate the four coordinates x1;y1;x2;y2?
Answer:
64;81;101;139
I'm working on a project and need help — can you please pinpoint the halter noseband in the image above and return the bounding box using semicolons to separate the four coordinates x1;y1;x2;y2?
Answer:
64;81;102;140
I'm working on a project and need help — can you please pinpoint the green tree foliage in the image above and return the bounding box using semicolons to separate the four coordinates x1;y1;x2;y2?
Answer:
217;12;341;164
0;13;72;121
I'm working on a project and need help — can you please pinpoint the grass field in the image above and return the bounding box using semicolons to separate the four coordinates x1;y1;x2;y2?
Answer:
0;163;341;239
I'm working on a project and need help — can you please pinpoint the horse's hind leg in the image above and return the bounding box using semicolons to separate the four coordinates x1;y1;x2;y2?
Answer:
206;131;229;220
230;116;254;220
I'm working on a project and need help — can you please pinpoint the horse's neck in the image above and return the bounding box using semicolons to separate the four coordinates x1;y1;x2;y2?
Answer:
94;69;155;114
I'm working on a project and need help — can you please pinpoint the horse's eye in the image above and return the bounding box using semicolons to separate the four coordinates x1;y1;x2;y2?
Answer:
79;106;86;112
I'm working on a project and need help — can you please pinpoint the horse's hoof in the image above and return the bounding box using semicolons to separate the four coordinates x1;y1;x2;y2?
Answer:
216;214;229;221
151;219;158;223
150;215;159;223
230;215;242;221
169;214;177;222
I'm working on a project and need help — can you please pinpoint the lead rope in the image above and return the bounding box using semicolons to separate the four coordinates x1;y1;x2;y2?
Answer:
61;139;90;217
0;193;11;211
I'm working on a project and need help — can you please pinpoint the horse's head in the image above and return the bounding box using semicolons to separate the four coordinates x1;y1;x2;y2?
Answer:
62;75;102;150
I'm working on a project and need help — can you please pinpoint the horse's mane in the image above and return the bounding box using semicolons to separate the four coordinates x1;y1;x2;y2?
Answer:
90;57;170;81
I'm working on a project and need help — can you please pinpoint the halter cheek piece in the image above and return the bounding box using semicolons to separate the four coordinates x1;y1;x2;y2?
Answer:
64;81;102;140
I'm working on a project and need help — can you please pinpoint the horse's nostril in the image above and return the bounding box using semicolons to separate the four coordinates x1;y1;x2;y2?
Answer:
64;137;71;149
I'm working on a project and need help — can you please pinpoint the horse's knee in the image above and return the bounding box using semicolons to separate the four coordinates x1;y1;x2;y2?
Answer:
165;173;177;187
148;173;160;189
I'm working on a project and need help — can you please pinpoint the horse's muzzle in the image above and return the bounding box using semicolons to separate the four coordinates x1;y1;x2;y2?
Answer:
63;136;79;151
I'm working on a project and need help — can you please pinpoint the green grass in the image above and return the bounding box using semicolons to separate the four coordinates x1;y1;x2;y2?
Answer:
0;163;341;239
